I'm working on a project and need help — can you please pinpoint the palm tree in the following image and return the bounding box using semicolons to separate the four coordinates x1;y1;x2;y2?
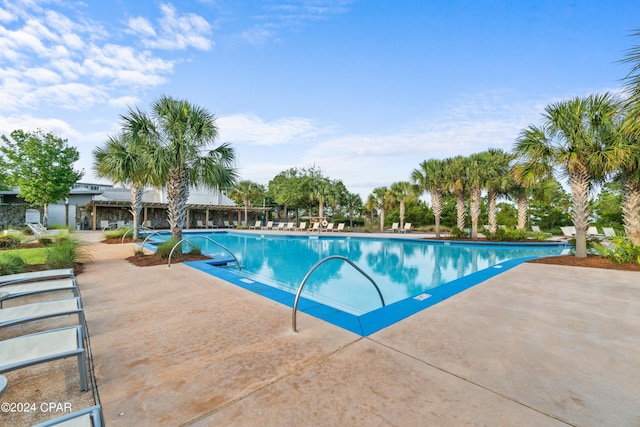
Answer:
617;124;640;244
482;149;513;234
389;181;413;229
310;176;331;221
514;94;623;257
371;186;390;231
442;156;468;232
138;96;237;242
344;192;362;228
93;110;156;239
228;180;264;227
411;159;445;237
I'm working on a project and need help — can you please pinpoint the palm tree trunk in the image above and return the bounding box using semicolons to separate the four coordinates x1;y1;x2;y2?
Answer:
130;185;143;239
622;175;640;245
399;200;405;229
456;191;466;231
569;168;590;258
431;189;442;238
167;167;189;243
243;197;249;227
517;190;528;230
487;189;497;234
470;186;481;239
42;203;49;228
379;207;385;231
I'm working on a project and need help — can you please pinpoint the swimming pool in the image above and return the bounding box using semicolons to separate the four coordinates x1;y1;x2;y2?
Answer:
151;231;569;335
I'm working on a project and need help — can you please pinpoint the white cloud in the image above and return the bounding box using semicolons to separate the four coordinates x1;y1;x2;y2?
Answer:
218;113;332;145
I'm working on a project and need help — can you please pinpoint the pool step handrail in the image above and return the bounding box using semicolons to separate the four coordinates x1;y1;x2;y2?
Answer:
121;226;154;244
167;236;241;269
140;230;171;252
292;255;385;333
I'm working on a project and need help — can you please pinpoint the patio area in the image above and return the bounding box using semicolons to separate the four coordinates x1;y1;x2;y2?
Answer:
3;230;639;426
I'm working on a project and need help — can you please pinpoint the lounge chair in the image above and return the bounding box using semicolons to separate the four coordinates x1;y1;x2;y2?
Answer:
324;223;334;232
0;325;89;391
233;221;239;228
310;222;320;232
603;227;617;238
33;405;103;427
207;220;215;228
531;225;552;237
560;226;575;238
0;268;74;286
0;279;78;304
588;226;605;237
387;223;399;233
333;223;345;232
26;223;63;239
223;221;231;228
196;220;204;229
399;223;412;233
261;221;274;230
0;297;84;329
276;222;286;231
285;222;295;231
249;220;261;229
297;222;307;231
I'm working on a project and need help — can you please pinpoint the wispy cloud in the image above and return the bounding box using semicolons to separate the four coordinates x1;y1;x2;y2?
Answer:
217;113;333;145
0;1;211;113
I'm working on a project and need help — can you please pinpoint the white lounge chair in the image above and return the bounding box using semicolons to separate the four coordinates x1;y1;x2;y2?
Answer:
223;221;232;228
0;297;84;329
560;226;575;238
588;226;604;237
26;223;63;239
387;223;399;233
0;279;78;304
332;223;345;232
399;223;412;233
285;222;295;231
0;268;74;286
196;220;204;229
310;222;320;232
603;227;617;238
276;222;286;231
33;405;103;427
0;325;89;391
207;220;215;228
249;220;261;229
262;221;274;230
324;223;334;232
297;222;307;232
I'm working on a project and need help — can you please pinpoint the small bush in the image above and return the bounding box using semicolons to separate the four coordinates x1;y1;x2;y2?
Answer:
45;237;89;269
155;239;180;259
38;236;56;246
595;237;640;264
487;228;530;241
187;243;202;255
132;246;145;256
450;227;468;239
104;227;131;239
0;254;26;275
0;235;21;249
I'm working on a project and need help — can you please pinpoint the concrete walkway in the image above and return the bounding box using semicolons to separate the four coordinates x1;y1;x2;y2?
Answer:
77;231;639;426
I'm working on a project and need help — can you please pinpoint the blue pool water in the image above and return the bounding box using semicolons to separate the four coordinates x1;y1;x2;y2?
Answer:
151;231;569;335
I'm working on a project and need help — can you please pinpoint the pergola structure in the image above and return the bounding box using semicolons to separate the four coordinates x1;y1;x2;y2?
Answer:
85;200;271;230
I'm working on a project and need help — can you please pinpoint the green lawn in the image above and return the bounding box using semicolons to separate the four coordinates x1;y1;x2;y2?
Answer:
0;247;48;265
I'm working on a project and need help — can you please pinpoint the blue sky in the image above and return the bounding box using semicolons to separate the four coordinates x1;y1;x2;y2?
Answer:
1;0;638;200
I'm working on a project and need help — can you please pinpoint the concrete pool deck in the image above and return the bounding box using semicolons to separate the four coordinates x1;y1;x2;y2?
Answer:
11;230;638;426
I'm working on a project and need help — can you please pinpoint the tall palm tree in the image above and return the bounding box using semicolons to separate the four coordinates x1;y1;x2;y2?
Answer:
371;186;390;231
228;180;264;227
137;96;237;242
617;124;640;244
310;176;331;221
482;149;514;234
389;181;413;229
344;192;362;228
93;110;157;239
514;94;623;257
442;156;468;232
411;159;445;237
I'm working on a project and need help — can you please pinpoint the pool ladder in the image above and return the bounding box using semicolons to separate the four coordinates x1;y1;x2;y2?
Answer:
291;255;385;333
166;236;241;269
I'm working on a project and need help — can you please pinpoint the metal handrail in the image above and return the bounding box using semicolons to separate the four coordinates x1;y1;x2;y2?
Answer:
140;230;171;252
167;235;241;269
121;226;154;244
291;255;385;333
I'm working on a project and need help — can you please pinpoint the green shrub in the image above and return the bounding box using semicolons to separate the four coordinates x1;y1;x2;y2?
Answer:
450;227;468;239
595;237;640;264
187;242;202;255
38;236;56;246
0;254;26;275
45;237;89;269
487;228;530;241
155;239;180;259
104;227;131;239
0;235;21;249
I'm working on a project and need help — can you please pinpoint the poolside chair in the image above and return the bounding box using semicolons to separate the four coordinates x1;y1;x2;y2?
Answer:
207;220;215;228
0;297;84;330
333;223;345;232
324;223;334;232
387;223;399;233
0;325;89;391
223;221;231;228
26;223;63;239
233;221;239;228
262;221;274;230
310;222;320;232
297;222;307;231
603;227;617;238
0;279;78;304
399;223;412;233
249;220;261;229
588;226;605;237
196;220;204;229
33;405;103;427
0;268;74;286
560;226;575;238
285;222;295;231
276;222;286;231
531;225;541;233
